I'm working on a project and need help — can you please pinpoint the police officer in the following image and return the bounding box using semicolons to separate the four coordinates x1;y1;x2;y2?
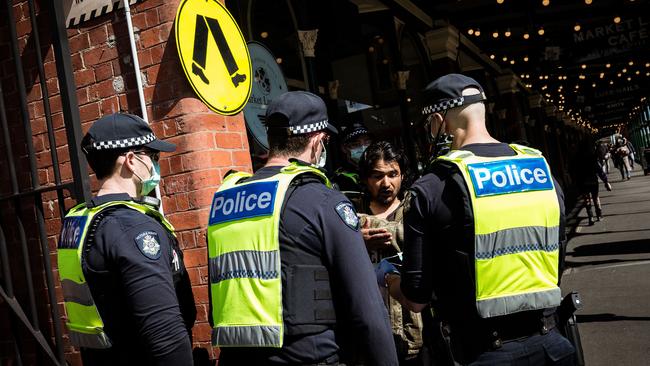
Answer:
376;74;575;365
332;121;372;196
57;113;195;365
207;91;397;366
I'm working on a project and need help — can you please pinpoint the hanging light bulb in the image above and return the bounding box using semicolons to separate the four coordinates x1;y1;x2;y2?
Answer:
538;27;545;35
503;56;509;62
468;29;475;35
493;31;499;38
510;60;515;65
542;0;550;6
606;63;611;68
523;56;529;62
490;54;496;59
614;16;621;24
574;24;581;31
497;0;505;3
585;0;592;4
475;29;481;36
581;64;587;69
628;61;634;66
505;29;512;37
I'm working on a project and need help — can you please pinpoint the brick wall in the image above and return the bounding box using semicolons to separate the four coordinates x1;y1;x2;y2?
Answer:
0;0;251;363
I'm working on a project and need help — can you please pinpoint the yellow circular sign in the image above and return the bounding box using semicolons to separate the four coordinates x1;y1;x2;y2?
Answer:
175;0;252;115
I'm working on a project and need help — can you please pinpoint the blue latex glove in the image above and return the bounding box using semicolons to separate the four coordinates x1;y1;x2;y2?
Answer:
375;259;400;288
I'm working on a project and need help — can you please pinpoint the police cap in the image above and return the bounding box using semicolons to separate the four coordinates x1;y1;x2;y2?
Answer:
82;113;176;154
265;91;338;135
341;122;370;144
421;73;487;116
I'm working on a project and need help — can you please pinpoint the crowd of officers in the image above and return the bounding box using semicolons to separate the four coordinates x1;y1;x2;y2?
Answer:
56;74;578;366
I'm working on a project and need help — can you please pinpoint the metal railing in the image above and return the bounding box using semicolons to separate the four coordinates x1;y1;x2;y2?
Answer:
0;0;90;364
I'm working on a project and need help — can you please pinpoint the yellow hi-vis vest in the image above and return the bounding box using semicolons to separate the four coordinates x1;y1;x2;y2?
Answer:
438;144;562;318
207;163;330;348
57;200;175;348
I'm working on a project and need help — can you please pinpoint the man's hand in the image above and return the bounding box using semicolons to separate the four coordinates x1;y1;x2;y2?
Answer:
375;259;399;288
362;219;393;250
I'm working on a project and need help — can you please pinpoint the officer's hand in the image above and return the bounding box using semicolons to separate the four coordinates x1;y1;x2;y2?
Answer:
375;259;399;288
362;220;392;250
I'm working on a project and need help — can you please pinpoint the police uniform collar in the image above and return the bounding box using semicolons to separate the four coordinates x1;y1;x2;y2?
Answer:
288;158;327;173
88;193;134;208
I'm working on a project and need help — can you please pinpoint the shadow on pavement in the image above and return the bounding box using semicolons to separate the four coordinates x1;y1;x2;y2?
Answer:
576;313;650;323
571;238;650;257
569;228;650;239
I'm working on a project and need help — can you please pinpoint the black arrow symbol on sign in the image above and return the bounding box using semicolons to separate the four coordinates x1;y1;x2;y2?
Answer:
191;14;247;87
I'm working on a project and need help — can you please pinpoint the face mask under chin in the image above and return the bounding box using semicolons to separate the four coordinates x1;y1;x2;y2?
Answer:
314;139;327;168
133;155;161;196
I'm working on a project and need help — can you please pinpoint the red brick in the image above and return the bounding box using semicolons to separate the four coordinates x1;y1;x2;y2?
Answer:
56;145;71;164
145;8;160;27
135;0;166;11
45;78;59;95
15;18;31;37
77;87;91;104
188;188;215;210
162;195;177;213
70;52;84;70
158;5;177;22
69;34;90;53
44;61;57;78
32;117;47;134
131;12;147;30
168;208;208;231
79;102;100;122
94;63;113;82
144;64;160;85
158;157;171;176
180;151;213;171
74;69;95;88
231;150;251;167
90;79;117;99
215;132;242;149
167;132;214;155
180;231;196;248
100;96;120;115
137;48;153;68
226;114;246;132
192;284;209;304
192;321;212;343
168;155;183;174
88;25;108;46
176;193;189;211
82;46;118;67
183;247;208;268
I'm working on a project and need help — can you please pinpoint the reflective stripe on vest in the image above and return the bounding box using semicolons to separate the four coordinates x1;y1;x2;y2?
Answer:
207;163;330;347
57;200;175;349
438;144;561;318
335;168;359;185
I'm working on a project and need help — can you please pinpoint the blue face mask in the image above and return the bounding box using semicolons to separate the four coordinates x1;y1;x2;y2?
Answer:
349;144;369;164
134;155;161;196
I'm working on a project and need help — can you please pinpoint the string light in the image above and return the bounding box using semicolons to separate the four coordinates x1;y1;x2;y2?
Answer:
497;0;505;3
581;64;587;69
468;29;474;35
538;27;545;36
606;63;611;68
585;0;592;4
510;60;515;65
542;0;550;6
574;24;581;31
505;29;512;37
628;61;634;66
475;29;481;36
493;31;499;38
503;56;509;62
523;33;530;39
490;54;496;59
622;68;627;73
614;16;621;24
523;56;529;62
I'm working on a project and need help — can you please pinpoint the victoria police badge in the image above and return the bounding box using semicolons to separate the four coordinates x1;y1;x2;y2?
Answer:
135;231;161;260
335;201;359;231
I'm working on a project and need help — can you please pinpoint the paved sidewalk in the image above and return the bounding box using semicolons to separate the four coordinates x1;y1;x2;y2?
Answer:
561;164;650;366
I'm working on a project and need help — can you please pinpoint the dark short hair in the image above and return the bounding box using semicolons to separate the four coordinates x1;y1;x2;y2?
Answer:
359;141;409;180
81;134;128;180
267;128;312;157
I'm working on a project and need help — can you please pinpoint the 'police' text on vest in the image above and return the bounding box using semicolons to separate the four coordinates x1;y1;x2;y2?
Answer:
467;158;553;197
209;181;278;226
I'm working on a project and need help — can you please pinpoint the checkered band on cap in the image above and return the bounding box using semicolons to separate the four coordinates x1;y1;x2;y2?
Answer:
288;120;329;135
344;129;368;141
421;96;465;115
91;133;156;150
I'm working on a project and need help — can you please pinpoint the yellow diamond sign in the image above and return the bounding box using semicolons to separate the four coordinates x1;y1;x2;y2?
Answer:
175;0;252;115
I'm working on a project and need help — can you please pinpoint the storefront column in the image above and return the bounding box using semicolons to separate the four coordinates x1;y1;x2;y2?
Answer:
528;94;550;157
297;29;319;93
423;26;459;76
495;73;526;143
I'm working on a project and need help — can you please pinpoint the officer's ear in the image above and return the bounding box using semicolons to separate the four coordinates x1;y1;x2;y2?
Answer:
429;113;444;137
121;150;139;175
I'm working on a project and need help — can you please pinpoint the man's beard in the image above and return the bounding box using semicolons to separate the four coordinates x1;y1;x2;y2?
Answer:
377;190;396;205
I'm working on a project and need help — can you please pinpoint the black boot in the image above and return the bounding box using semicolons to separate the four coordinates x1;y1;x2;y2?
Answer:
595;206;603;221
